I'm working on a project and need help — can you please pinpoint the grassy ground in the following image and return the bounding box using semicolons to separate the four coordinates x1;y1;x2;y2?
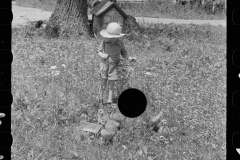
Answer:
121;2;226;20
15;0;226;20
12;19;226;160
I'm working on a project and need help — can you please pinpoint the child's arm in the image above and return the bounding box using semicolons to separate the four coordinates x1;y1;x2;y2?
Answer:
121;41;137;62
120;42;129;60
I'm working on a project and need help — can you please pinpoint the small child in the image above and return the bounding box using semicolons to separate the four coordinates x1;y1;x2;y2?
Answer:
97;22;130;105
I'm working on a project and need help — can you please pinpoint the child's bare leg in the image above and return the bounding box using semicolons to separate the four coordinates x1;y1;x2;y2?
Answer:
107;80;115;103
99;78;108;101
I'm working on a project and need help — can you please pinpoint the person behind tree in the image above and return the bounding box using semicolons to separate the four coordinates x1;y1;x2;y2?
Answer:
97;22;130;106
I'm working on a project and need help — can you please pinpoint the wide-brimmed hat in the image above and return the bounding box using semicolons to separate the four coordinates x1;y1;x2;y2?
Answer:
100;22;125;38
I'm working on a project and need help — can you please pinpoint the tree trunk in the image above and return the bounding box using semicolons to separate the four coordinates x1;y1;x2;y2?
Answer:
45;0;91;38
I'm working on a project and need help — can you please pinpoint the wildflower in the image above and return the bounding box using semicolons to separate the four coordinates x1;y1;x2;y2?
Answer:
144;72;156;76
52;70;60;76
50;66;57;70
122;145;127;150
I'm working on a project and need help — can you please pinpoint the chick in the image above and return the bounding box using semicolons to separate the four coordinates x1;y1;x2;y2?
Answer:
148;111;163;131
158;119;170;140
100;128;116;142
109;110;125;124
105;119;120;132
97;109;109;125
150;111;163;124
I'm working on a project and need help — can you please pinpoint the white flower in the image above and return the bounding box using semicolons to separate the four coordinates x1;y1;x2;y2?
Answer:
145;72;152;76
144;72;157;77
61;64;66;68
122;145;127;150
50;66;57;70
52;71;60;76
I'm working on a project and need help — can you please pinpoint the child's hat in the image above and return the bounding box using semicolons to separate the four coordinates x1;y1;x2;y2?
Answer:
100;22;125;38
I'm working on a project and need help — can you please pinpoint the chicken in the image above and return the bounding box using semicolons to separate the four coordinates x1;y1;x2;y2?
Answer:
109;110;125;124
105;119;120;132
147;111;163;131
158;119;170;140
97;109;109;125
100;129;116;142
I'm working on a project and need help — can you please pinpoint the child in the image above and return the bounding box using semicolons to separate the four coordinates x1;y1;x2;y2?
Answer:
97;22;130;105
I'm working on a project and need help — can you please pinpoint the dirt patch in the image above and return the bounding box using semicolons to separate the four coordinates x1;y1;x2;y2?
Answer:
12;5;52;27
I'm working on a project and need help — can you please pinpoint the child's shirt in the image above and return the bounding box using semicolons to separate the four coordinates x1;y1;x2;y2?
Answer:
97;38;129;65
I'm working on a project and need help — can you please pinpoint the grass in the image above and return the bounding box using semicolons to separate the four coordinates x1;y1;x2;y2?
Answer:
121;1;226;20
12;18;226;160
15;0;226;20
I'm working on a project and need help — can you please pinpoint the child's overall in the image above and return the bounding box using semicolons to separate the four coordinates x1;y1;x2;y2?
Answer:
98;40;133;100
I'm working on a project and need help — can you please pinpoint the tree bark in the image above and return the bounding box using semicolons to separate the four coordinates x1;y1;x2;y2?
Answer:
45;0;91;38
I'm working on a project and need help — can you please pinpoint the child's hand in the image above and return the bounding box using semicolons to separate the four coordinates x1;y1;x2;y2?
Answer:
98;52;108;59
101;53;109;59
